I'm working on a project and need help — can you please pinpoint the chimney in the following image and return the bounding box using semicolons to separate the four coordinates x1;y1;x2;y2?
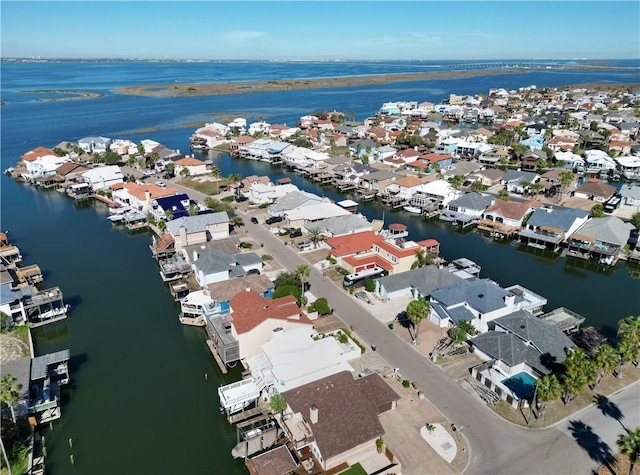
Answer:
179;225;188;249
192;250;199;262
309;405;318;425
504;293;516;308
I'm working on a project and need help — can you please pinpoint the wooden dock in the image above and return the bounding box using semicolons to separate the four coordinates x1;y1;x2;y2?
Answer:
30;314;68;328
206;339;228;374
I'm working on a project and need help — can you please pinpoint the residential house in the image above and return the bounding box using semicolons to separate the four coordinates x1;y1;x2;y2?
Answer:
615;155;640;180
478;199;542;238
281;371;400;472
573;181;617;202
566;216;635;265
584;149;616;173
166;212;230;252
238;139;291;162
54;162;90;182
410;180;462;208
471;310;575;376
174;156;209;176
359;170;398;195
381;176;428;202
285;203;351;230
21;147;70;180
519;207;590;251
443;161;483;180
374;265;464;301
229;136;256;156
244;182;300;205
468;168;504;187
429;279;522;332
81;165;124;191
152;193;197;221
228;291;313;359
440;192;494;227
191;250;263;287
267;190;323;216
113;182;179;212
500;170;540;194
619;184;640;210
77;136;111;155
309;214;372;238
382;148;420;167
411;153;454;174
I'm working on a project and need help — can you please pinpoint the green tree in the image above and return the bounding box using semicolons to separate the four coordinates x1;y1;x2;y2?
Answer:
618;315;640;348
308;226;324;249
617;340;639;378
497;187;509;201
364;279;376;292
591;203;604;218
534;374;562;419
269;393;287;418
561;367;588;405
211;167;222;194
294;265;310;300
179;167;190;178
137;143;145;156
558;170;573;202
470;180;484;192
164;210;174;221
448;325;467;344
188;204;199;216
617;427;640;475
165;162;175;178
529;182;545;200
450;175;464;190
411;249;431;269
0;374;22;423
314;298;330;315
157;220;166;232
406;297;430;344
630;212;640;230
591;344;619;389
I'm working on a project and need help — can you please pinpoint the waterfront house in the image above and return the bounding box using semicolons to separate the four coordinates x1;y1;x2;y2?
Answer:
310;214;372;238
77;136;112;155
238;138;292;162
21;147;70;180
174;156;209;176
381;175;428;203
207;273;274;311
410;180;461;208
615;155;640;180
440;192;494;227
281;371;400;472
54;161;89;182
191;250;263;287
566;216;635;265
429;279;523;332
358;169;398;195
518;207;590;251
478;199;542;239
166;212;230;252
113;182;179;212
411;153;454;174
228;291;313;360
284;202;351;230
229;135;256;156
584;149;616;173
374;265;464;302
444;161;483;180
619;184;640;209
572;181;617;202
81;165;124;191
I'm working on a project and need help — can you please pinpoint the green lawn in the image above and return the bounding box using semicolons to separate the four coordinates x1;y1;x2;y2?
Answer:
340;462;367;475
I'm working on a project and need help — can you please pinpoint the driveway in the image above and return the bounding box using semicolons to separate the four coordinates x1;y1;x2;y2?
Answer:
164;180;602;475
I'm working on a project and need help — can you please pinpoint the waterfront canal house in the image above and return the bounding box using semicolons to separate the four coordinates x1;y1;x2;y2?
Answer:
20;146;71;181
311;213;372;239
470;311;575;407
77;136;112;155
54;161;89;183
238;138;291;163
81;164;124;191
615;155;640;180
284;202;351;231
266;190;323;217
619;183;640;209
374;265;465;302
380;176;428;208
410;179;462;209
113;182;179;212
358;169;398;196
226;291;313;360
518;206;590;252
165;212;230;252
429;279;534;333
151;193;197;222
191;250;263;287
478;199;542;239
572;180;617;203
500;170;541;195
566;216;636;265
440;192;495;228
29;349;71;425
174;156;209;177
243;182;300;205
281;371;400;473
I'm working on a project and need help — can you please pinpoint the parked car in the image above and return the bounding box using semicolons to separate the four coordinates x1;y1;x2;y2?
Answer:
265;216;283;225
236;196;248;202
155;180;166;188
246;269;261;275
297;240;313;250
250;217;259;224
289;229;302;238
142;169;154;177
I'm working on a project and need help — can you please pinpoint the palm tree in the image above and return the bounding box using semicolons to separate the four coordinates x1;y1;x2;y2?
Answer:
497;187;509;201
164;210;174;221
308;226;324;249
534;374;562;419
211;167;222;194
269;393;287;417
0;374;22;423
411;249;431;269
591;344;620;389
188;204;199;216
618;315;640;349
406;297;430;344
562;367;588;405
294;265;310;299
450;175;464;190
617;427;640;475
529;182;545;200
617;340;639;378
558;170;573;203
564;347;590;373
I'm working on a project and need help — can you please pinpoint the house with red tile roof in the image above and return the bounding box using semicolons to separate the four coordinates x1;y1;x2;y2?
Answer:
174;156;209;176
21;146;71;179
229;291;313;359
325;230;440;276
230;136;256;156
113;182;179;211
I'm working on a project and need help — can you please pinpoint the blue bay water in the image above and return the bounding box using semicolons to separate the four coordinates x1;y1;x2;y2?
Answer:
1;60;639;474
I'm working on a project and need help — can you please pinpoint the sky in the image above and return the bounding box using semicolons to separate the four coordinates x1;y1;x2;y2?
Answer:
1;1;639;61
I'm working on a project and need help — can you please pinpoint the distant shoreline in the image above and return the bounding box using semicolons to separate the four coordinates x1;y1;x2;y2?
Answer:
22;89;104;102
114;68;640;98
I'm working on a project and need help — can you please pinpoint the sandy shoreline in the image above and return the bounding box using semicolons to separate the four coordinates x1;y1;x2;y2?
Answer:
114;68;639;98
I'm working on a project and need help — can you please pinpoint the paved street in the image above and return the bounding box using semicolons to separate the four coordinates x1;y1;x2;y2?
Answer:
165;178;629;475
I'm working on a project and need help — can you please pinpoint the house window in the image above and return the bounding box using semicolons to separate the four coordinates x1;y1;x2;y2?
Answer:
391;256;397;263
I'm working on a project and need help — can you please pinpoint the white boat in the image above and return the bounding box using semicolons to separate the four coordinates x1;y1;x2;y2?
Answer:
107;214;125;223
108;206;131;215
403;205;422;214
38;305;70;320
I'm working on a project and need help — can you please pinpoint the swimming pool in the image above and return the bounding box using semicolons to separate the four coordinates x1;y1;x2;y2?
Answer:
501;371;537;399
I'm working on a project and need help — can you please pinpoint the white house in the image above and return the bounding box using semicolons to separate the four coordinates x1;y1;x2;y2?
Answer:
21;147;70;179
81;165;124;191
244;183;299;205
174;156;209;176
411;180;462;207
77;136;112;155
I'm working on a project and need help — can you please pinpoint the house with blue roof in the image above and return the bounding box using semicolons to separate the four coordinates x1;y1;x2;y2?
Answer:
519;206;590;252
429;279;524;332
152;193;196;221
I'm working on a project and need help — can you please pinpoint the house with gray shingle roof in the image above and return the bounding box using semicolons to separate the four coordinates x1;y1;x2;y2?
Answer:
619;183;640;208
166;212;230;251
471;310;575;375
192;250;263;287
429;279;526;332
500;170;540;194
268;190;324;216
375;265;464;301
567;216;635;265
311;214;372;238
440;192;494;226
518;206;590;251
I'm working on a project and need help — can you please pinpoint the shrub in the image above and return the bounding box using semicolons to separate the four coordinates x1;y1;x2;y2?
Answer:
326;255;337;265
341;327;365;354
314;298;330;315
221;195;234;202
307;304;316;313
335;267;350;276
239;241;253;249
273;285;301;303
364;280;376;292
261;254;272;261
448;326;468;344
402;379;411;388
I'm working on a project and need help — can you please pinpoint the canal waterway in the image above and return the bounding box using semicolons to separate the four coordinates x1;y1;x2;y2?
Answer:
1;60;639;474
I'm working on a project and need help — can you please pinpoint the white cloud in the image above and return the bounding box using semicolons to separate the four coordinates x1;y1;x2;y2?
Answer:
219;31;265;41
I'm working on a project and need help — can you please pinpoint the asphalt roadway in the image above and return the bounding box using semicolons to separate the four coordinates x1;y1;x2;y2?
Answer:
165;178;639;475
